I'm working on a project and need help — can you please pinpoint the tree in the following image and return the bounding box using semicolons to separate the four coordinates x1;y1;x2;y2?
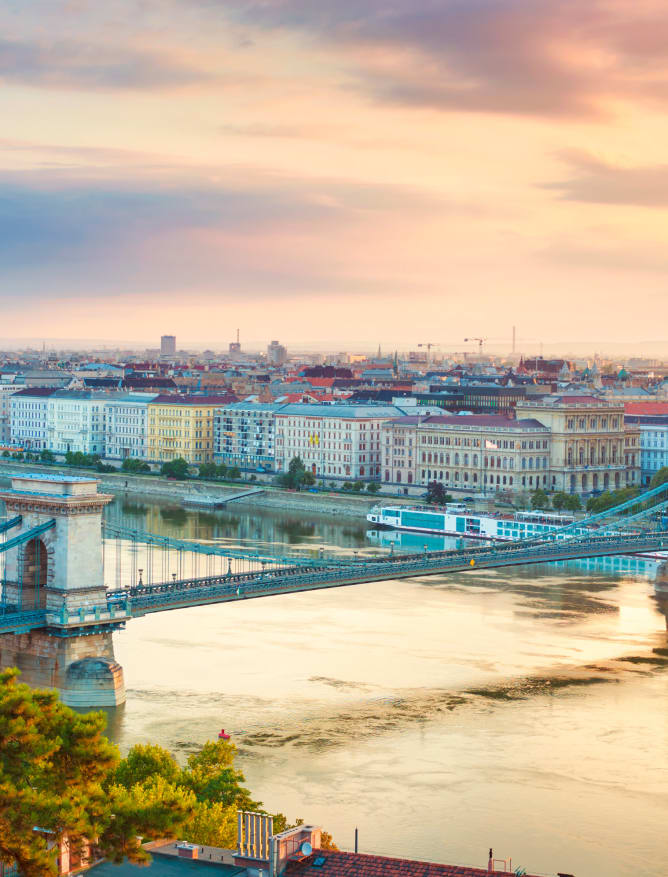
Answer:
551;491;568;511
227;466;241;480
278;457;314;491
0;670;191;877
121;458;150;474
530;488;550;510
39;449;55;464
563;494;582;512
650;467;668;489
425;481;451;505
366;482;381;494
161;457;190;480
351;481;364;492
198;463;218;480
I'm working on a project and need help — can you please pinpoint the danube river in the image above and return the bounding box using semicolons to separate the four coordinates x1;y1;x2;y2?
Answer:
103;494;668;877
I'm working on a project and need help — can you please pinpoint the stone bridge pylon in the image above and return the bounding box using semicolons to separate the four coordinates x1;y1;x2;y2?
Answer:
0;473;126;707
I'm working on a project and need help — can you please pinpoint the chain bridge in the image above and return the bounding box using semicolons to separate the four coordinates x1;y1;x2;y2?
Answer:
1;473;667;707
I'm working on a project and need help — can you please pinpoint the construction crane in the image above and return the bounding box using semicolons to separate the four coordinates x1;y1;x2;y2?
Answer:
464;337;487;357
417;342;438;366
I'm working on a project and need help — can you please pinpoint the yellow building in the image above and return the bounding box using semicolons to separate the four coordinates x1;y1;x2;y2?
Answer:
147;395;234;465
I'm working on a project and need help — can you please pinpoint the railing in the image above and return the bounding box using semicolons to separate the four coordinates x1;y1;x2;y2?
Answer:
123;532;668;616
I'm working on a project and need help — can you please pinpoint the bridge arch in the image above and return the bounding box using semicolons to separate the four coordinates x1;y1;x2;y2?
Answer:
21;537;48;609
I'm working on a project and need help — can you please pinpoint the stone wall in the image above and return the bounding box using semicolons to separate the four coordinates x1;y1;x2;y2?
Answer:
0;629;125;707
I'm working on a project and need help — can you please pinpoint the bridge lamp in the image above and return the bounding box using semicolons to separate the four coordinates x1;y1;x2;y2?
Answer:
172;573;176;583
138;569;143;587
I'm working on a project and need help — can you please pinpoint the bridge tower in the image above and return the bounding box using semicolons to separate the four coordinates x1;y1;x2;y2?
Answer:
0;473;126;707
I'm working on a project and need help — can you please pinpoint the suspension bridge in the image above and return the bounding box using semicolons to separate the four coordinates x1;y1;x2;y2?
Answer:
1;472;667;707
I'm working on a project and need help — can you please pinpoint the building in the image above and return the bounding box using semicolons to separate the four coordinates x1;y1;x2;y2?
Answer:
147;394;236;465
160;335;176;356
267;340;288;366
275;404;408;481
381;414;551;494
9;387;59;450
515;394;638;494
46;391;109;456
0;379;20;444
214;401;286;471
104;393;158;461
624;403;668;485
417;385;545;416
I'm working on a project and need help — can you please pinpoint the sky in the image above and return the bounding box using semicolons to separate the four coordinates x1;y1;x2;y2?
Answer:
1;0;668;352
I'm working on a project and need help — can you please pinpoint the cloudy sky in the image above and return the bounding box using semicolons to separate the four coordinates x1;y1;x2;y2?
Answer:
1;0;667;350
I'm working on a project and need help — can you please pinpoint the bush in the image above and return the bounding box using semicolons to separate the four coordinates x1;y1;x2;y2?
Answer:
160;458;190;480
121;458;151;474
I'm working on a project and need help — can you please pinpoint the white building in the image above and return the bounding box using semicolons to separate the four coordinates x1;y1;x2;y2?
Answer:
46;391;109;456
214;402;285;471
275;404;408;482
624;408;668;485
10;388;59;450
0;379;21;444
104;393;157;461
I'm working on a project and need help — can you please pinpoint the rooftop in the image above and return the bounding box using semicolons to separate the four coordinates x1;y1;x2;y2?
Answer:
285;850;539;877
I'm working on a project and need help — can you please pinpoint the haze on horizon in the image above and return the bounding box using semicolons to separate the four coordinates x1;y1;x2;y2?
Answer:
1;0;667;348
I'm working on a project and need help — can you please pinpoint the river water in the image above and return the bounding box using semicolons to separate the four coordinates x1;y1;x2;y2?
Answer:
102;494;668;877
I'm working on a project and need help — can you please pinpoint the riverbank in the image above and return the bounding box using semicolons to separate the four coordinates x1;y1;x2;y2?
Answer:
0;460;415;519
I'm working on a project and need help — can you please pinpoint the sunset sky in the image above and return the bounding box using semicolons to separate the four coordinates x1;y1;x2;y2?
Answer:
2;0;668;350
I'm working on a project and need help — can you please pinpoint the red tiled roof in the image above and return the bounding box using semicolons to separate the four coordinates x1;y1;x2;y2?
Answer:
151;393;237;405
624;402;668;415
285;850;539;877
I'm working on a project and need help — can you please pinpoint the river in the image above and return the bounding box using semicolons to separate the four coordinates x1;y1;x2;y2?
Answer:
103;493;668;877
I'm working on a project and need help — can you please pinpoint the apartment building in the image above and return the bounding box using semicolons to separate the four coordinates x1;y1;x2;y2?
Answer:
275;404;407;481
9;388;59;450
214;402;285;471
104;393;157;461
515;394;639;494
147;395;235;464
0;380;20;444
624;405;668;485
46;391;108;456
382;414;551;493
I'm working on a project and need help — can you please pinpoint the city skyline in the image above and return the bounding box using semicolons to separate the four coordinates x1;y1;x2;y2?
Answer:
1;0;668;345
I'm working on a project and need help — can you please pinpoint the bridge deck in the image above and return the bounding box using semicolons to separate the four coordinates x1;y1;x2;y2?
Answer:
116;532;668;617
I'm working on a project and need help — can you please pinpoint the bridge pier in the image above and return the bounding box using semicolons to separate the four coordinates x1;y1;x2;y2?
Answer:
0;473;126;707
0;629;124;707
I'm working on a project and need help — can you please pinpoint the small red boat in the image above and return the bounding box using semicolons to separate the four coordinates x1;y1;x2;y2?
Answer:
218;728;230;740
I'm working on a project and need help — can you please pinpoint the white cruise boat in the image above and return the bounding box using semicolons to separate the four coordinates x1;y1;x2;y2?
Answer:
366;503;586;542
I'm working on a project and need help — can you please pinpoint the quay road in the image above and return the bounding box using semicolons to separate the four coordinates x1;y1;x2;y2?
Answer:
110;531;668;617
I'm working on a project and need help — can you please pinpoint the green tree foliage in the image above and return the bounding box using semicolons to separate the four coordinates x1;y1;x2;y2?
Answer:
198;462;218;480
278;457;315;490
227;466;242;480
114;739;260;850
530;488;550;510
551;491;568;511
0;670;191;877
563;494;582;512
366;482;381;494
586;487;638;514
64;451;101;468
160;457;190;480
650;467;668;489
425;481;452;505
351;481;364;492
121;458;151;474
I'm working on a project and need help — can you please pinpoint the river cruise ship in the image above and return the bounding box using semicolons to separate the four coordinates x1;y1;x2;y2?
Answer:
366;504;586;542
